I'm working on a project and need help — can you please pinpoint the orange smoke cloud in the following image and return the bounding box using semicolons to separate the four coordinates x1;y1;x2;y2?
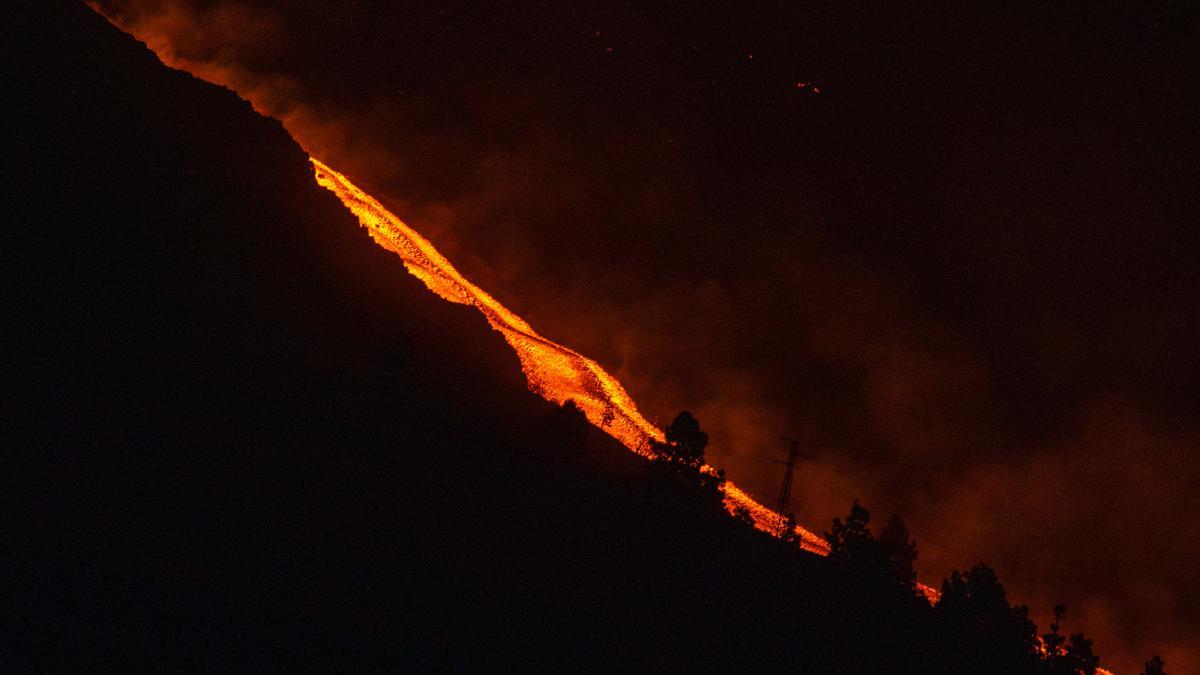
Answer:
86;3;1200;671
88;0;407;190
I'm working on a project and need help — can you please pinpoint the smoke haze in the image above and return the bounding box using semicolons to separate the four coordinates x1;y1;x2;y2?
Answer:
92;1;1200;670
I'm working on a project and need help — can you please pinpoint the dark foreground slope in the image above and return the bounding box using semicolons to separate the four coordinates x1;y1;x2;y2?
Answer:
3;5;1089;673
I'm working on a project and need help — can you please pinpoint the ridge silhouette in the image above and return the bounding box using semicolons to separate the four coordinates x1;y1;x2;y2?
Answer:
2;4;1154;673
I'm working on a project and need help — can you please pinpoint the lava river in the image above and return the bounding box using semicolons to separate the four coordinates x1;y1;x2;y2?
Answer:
83;4;1140;667
312;158;832;556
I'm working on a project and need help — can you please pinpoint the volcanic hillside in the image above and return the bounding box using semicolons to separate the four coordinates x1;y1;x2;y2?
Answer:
4;4;1119;673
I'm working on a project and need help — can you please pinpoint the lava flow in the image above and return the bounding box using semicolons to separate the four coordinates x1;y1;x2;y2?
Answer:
88;0;863;564
91;0;931;600
311;158;834;555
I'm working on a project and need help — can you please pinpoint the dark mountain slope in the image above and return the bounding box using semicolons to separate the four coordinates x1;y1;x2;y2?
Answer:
3;4;1090;674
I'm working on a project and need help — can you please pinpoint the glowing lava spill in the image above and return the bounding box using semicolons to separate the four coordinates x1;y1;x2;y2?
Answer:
311;159;834;555
77;4;1133;667
90;0;936;603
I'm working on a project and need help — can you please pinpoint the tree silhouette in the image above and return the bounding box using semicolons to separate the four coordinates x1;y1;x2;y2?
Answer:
1042;604;1100;675
1142;655;1167;675
825;500;872;560
878;514;919;590
823;501;924;604
933;563;1040;674
1064;633;1100;675
1043;604;1069;661
646;411;726;512
652;411;709;469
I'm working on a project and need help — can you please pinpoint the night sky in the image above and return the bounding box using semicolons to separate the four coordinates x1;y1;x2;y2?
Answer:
83;1;1200;670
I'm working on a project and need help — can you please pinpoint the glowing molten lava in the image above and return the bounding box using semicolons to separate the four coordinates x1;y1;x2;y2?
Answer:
89;0;935;599
82;5;1126;667
311;159;833;554
311;159;660;455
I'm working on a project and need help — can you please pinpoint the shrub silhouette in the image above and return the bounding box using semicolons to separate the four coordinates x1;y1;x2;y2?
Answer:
1142;654;1167;675
545;400;590;450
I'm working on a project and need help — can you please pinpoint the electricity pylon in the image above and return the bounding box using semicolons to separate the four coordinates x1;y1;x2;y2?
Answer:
774;437;807;534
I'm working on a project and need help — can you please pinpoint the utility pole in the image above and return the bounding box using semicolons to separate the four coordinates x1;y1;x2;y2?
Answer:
774;437;807;534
